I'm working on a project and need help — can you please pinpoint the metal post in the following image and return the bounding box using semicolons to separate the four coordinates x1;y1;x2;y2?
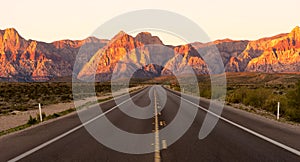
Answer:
39;103;43;122
277;102;280;120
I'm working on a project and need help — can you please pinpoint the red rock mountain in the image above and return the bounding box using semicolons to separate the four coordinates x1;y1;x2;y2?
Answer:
0;27;300;81
77;31;173;81
0;28;108;81
225;27;300;72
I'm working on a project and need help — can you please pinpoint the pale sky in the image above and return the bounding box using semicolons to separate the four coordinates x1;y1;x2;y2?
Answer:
1;0;299;45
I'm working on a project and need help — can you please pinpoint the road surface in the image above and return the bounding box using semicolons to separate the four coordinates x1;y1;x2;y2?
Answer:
0;85;300;162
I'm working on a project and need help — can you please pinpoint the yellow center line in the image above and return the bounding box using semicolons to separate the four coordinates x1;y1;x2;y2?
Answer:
154;89;161;162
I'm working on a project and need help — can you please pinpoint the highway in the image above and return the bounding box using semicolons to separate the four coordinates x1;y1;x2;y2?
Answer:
1;85;300;161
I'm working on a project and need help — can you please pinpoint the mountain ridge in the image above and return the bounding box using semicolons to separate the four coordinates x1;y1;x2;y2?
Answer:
0;28;108;81
0;26;299;82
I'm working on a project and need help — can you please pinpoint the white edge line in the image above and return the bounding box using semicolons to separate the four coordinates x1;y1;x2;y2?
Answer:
169;91;300;157
7;88;146;162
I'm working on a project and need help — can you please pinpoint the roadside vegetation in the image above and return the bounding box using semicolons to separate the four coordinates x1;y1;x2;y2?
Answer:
0;108;76;136
0;95;116;137
0;82;72;114
169;73;300;123
226;82;300;122
0;82;139;115
0;79;145;136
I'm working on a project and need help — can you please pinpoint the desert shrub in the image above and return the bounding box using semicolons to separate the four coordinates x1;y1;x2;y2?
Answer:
200;87;211;99
285;109;300;122
27;115;37;125
173;86;181;91
60;94;72;102
15;105;28;111
45;113;60;120
226;87;273;108
285;81;300;122
36;113;46;122
226;87;247;103
287;81;300;108
242;88;271;108
262;94;287;115
95;84;111;93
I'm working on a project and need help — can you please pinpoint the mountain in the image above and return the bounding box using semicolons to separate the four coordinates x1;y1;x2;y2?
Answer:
161;44;209;76
0;28;108;81
0;27;300;82
165;26;300;74
244;26;300;72
224;27;300;72
77;31;174;81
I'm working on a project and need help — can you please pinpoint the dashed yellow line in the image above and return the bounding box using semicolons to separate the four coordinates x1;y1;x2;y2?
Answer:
154;89;161;162
162;140;167;149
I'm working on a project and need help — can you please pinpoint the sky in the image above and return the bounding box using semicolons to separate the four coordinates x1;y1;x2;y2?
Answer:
1;0;299;45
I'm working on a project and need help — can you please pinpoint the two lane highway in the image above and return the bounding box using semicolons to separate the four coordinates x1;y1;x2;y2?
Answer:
1;86;300;161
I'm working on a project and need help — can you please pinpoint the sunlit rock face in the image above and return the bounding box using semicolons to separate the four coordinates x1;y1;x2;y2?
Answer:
78;31;170;81
1;27;300;82
0;28;107;81
245;26;300;72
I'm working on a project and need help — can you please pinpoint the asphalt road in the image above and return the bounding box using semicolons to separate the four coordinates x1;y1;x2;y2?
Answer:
1;85;300;162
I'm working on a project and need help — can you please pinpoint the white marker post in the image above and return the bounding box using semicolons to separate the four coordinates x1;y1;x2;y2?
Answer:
39;103;43;122
277;102;280;120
